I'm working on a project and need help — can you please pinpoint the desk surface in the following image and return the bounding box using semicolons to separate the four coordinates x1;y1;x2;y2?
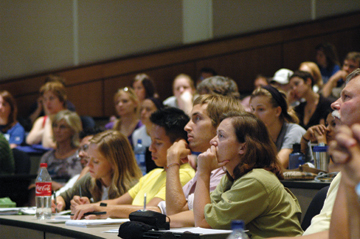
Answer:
0;215;119;239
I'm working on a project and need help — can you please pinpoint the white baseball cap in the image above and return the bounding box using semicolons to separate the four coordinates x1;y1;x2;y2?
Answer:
271;68;293;85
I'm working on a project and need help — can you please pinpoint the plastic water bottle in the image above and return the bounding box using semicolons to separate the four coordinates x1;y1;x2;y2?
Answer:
227;220;249;239
134;139;147;175
35;163;52;219
289;143;305;169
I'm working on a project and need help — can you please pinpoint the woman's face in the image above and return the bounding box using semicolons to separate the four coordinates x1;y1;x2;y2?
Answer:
325;113;337;143
140;99;157;126
316;50;327;68
173;77;193;99
115;92;137;117
52;119;74;143
43;91;64;115
289;76;311;99
0;96;11;121
210;118;244;175
133;80;146;102
87;144;113;185
250;96;280;128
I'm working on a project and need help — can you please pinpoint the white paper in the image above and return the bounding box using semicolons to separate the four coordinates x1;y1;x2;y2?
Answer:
103;228;119;233
65;218;129;227
0;207;36;215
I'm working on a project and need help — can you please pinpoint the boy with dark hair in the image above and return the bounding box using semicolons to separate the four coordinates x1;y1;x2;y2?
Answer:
71;107;195;219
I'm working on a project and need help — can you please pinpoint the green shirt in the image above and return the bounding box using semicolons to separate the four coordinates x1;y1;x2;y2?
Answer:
0;133;15;175
205;169;303;239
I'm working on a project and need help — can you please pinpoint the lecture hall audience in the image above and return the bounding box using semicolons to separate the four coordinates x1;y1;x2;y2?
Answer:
2;36;360;239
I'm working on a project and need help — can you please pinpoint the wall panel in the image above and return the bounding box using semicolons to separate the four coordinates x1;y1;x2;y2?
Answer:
1;11;360;118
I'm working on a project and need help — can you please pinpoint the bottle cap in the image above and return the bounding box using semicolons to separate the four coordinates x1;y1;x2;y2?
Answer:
313;145;328;152
292;143;301;152
40;163;48;168
231;220;245;230
137;139;142;144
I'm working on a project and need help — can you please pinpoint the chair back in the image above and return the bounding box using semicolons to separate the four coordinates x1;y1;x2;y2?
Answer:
12;148;31;174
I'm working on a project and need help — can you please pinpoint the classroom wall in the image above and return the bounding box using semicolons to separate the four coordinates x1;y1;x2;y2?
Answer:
1;0;360;81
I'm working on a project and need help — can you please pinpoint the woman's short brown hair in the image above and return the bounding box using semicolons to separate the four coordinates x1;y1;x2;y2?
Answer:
40;81;67;107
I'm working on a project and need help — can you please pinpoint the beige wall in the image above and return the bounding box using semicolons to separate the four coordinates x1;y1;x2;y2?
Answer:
1;0;360;81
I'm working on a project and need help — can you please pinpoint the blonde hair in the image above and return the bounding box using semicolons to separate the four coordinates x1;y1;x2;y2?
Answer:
113;87;139;130
52;110;82;147
299;62;323;88
89;130;142;202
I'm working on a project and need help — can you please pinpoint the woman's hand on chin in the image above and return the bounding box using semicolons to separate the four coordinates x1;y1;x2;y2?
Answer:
198;146;229;173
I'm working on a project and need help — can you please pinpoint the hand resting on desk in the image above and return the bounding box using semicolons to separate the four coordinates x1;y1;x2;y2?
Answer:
71;203;107;220
70;196;90;211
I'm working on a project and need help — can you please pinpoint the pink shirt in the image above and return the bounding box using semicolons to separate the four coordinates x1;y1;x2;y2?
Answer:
157;167;226;214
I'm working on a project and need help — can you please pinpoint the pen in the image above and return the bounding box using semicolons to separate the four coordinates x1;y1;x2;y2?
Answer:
70;211;106;216
143;193;146;211
53;191;58;213
79;186;82;198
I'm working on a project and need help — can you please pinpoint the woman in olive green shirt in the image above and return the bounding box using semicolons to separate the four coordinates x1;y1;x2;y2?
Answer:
194;112;303;239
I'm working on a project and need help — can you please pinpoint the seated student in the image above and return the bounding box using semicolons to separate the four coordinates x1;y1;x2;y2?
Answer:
105;87;142;148
321;51;360;100
157;94;243;221
71;107;195;219
0;132;14;175
39;110;83;186
132;97;164;173
315;42;341;84
54;127;104;196
163;74;196;115
132;97;164;148
328;124;360;239
0;90;25;148
26;81;68;148
300;110;337;164
194;112;303;238
28;74;76;126
52;130;142;212
289;71;332;130
299;61;323;93
131;73;157;103
250;85;305;168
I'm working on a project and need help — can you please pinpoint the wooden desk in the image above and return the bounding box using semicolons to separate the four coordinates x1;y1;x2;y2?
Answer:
281;180;330;221
0;215;119;239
